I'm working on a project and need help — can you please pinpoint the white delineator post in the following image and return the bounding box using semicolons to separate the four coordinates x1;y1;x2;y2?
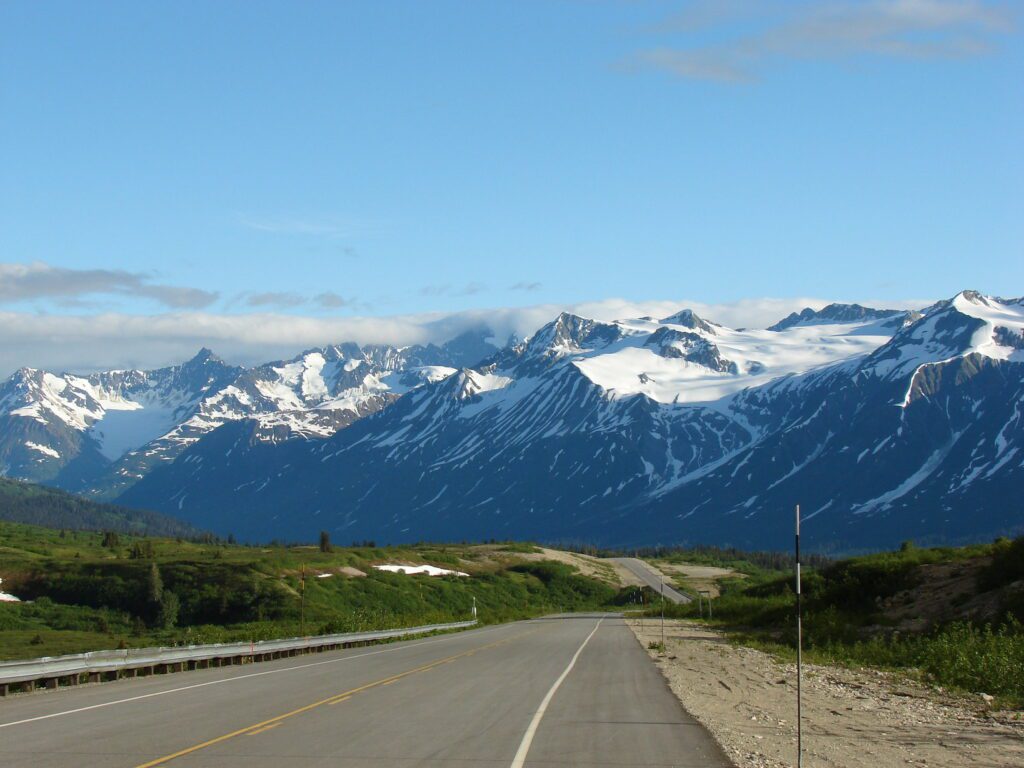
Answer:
300;563;306;637
795;504;803;768
472;596;477;620
660;572;665;651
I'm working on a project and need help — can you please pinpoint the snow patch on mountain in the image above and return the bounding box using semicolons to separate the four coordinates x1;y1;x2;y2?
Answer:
953;291;1024;362
569;318;891;405
25;441;60;458
89;402;183;460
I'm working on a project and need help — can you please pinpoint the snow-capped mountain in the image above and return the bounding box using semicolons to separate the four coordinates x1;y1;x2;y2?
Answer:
7;291;1021;550
114;291;1022;550
640;290;1024;549
0;329;495;497
0;350;240;489
767;303;912;332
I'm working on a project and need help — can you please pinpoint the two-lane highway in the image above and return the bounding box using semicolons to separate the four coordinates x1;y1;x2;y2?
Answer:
0;615;728;767
610;559;692;604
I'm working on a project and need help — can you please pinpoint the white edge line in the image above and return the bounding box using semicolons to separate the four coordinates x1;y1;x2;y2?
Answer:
510;618;603;768
0;625;500;730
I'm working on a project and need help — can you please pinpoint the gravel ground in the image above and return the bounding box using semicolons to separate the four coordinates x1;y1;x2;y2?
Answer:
628;618;1024;768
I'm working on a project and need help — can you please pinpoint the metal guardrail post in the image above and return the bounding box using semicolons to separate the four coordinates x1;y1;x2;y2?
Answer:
0;620;477;691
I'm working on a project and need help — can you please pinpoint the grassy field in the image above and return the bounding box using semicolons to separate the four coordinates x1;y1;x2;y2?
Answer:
641;538;1024;708
0;522;624;660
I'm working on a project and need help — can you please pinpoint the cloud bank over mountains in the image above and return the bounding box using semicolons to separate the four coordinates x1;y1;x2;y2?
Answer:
0;295;930;378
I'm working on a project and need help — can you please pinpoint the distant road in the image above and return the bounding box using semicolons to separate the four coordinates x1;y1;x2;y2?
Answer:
1;615;727;767
610;558;693;604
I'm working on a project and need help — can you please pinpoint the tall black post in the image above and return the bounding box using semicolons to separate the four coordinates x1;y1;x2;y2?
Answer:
795;504;803;768
300;563;306;637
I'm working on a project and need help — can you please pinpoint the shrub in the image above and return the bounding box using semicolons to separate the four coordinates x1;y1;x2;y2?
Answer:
981;536;1024;590
918;617;1024;698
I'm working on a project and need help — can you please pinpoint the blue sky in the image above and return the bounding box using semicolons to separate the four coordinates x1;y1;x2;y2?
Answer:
0;1;1021;372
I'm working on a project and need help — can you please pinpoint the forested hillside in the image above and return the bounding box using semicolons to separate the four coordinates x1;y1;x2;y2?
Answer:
0;478;199;537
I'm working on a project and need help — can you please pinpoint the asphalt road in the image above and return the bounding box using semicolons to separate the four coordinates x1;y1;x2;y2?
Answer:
609;559;692;604
0;614;728;767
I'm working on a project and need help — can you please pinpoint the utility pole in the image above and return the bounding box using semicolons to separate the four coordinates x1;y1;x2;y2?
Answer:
300;563;306;637
795;504;803;768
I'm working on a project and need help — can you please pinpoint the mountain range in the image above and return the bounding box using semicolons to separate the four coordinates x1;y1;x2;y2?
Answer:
2;290;1021;551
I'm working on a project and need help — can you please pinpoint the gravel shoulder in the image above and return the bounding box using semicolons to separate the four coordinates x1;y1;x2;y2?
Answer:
628;618;1024;768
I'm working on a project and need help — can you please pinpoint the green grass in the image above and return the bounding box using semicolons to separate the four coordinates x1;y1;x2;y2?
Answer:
0;521;622;660
643;538;1024;708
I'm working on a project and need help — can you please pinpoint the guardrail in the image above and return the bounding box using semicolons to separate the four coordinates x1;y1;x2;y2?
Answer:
0;619;477;695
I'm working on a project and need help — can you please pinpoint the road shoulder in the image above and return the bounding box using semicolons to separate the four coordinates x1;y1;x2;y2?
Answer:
628;618;1024;768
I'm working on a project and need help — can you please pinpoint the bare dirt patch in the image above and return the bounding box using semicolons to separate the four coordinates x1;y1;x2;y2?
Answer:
515;548;641;587
655;562;746;597
879;557;1015;633
629;619;1024;768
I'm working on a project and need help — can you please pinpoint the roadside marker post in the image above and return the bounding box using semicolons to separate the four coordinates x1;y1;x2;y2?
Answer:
795;504;803;768
699;590;712;620
300;564;306;638
660;573;665;652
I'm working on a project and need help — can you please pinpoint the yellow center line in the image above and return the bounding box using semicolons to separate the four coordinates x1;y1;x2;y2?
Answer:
245;722;282;736
133;629;535;768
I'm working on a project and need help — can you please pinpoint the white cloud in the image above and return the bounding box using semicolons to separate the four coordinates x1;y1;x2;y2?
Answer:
0;295;930;377
634;0;1015;82
419;282;487;297
244;292;307;308
0;262;218;308
314;292;358;309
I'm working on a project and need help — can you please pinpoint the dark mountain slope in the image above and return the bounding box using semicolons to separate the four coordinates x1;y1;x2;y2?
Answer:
0;477;201;536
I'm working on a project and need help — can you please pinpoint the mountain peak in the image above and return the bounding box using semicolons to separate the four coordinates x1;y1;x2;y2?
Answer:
950;289;1011;313
658;309;715;334
768;303;904;332
529;313;621;355
925;290;1022;319
189;347;221;364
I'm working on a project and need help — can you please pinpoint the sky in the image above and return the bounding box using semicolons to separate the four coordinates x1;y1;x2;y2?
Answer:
1;1;1021;374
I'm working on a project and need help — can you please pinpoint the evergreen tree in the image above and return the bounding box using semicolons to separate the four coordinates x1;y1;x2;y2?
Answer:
157;591;180;629
147;562;164;605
